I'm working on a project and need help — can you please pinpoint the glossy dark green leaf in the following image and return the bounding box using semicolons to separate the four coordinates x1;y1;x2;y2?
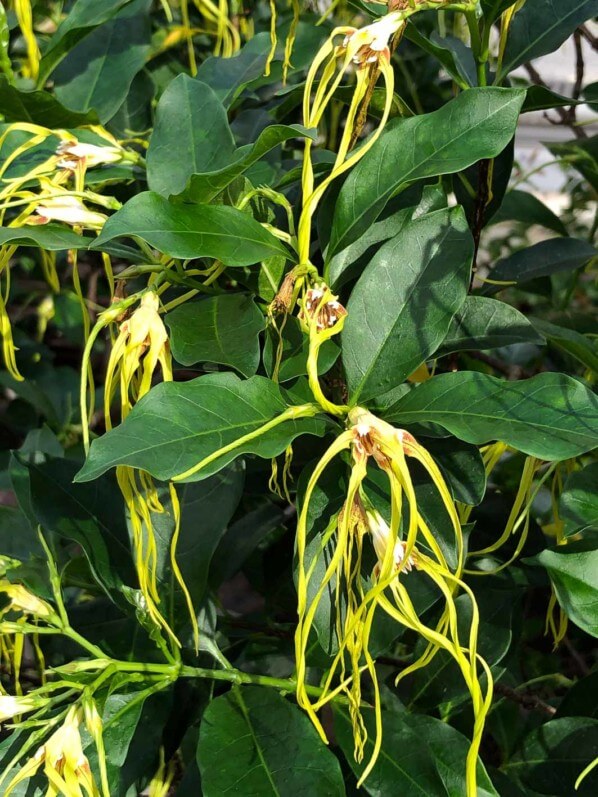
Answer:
436;296;545;356
92;192;290;265
53;0;150;123
559;463;598;538
425;437;487;506
0;506;43;561
327;185;447;288
328;88;525;259
154;465;245;611
146;75;235;197
454;138;515;229
210;501;285;585
491;189;568;235
536;542;598;636
166;295;265;377
76;373;326;483
0;75;98;126
505;717;598;796
179;123;316;203
263;316;339;383
384;371;598;461
480;0;518;23
22;456;135;598
108;70;154;139
404;24;475;88
39;0;139;82
0;225;89;250
195;33;271;108
483;238;596;293
547;136;598;193
521;84;582;113
521;85;582;113
342;207;473;403
86;690;150;795
556;671;598;719
499;0;598;79
530;318;598;374
198;687;345;796
334;706;498;797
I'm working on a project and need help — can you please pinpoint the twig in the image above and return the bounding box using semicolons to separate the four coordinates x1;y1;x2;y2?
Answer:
471;158;491;278
524;56;587;140
580;25;598;51
494;682;556;717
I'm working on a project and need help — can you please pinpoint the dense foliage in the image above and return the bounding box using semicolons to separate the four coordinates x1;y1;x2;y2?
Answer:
0;0;597;794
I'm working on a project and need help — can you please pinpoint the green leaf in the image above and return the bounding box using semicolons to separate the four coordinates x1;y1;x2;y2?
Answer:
530;318;598;374
490;189;568;236
155;465;245;611
0;75;98;126
53;0;150;123
521;84;582;114
87;690;151;795
195;33;271;108
179;123;316;203
166;295;265;377
505;717;598;796
334;706;498;797
535;542;598;637
75;372;326;483
0;225;90;250
22;456;136;599
480;0;518;24
384;371;598;461
404;24;475;88
342;207;473;403
328;88;525;259
198;687;345;796
39;0;138;82
92;192;290;265
263;316;339;383
483;238;596;293
209;501;285;586
108;70;154;139
327;185;447;288
559;463;598;538
146;75;236;197
436;296;545;356
425;437;487;506
499;0;598;79
547;136;598;193
0;506;44;561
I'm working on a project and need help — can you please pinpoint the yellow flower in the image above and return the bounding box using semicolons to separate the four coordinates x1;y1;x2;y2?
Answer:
0;693;48;722
5;705;101;796
366;509;416;576
27;196;107;229
0;581;57;621
56;140;124;171
343;14;404;66
104;291;172;424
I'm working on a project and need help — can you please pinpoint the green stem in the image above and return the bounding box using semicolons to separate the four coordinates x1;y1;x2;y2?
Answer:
465;10;486;87
86;659;337;700
63;627;108;660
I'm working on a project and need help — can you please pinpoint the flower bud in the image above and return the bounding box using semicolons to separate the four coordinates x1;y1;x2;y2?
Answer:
0;694;49;722
0;582;57;621
367;510;415;574
56;139;124;170
27;196;107;229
